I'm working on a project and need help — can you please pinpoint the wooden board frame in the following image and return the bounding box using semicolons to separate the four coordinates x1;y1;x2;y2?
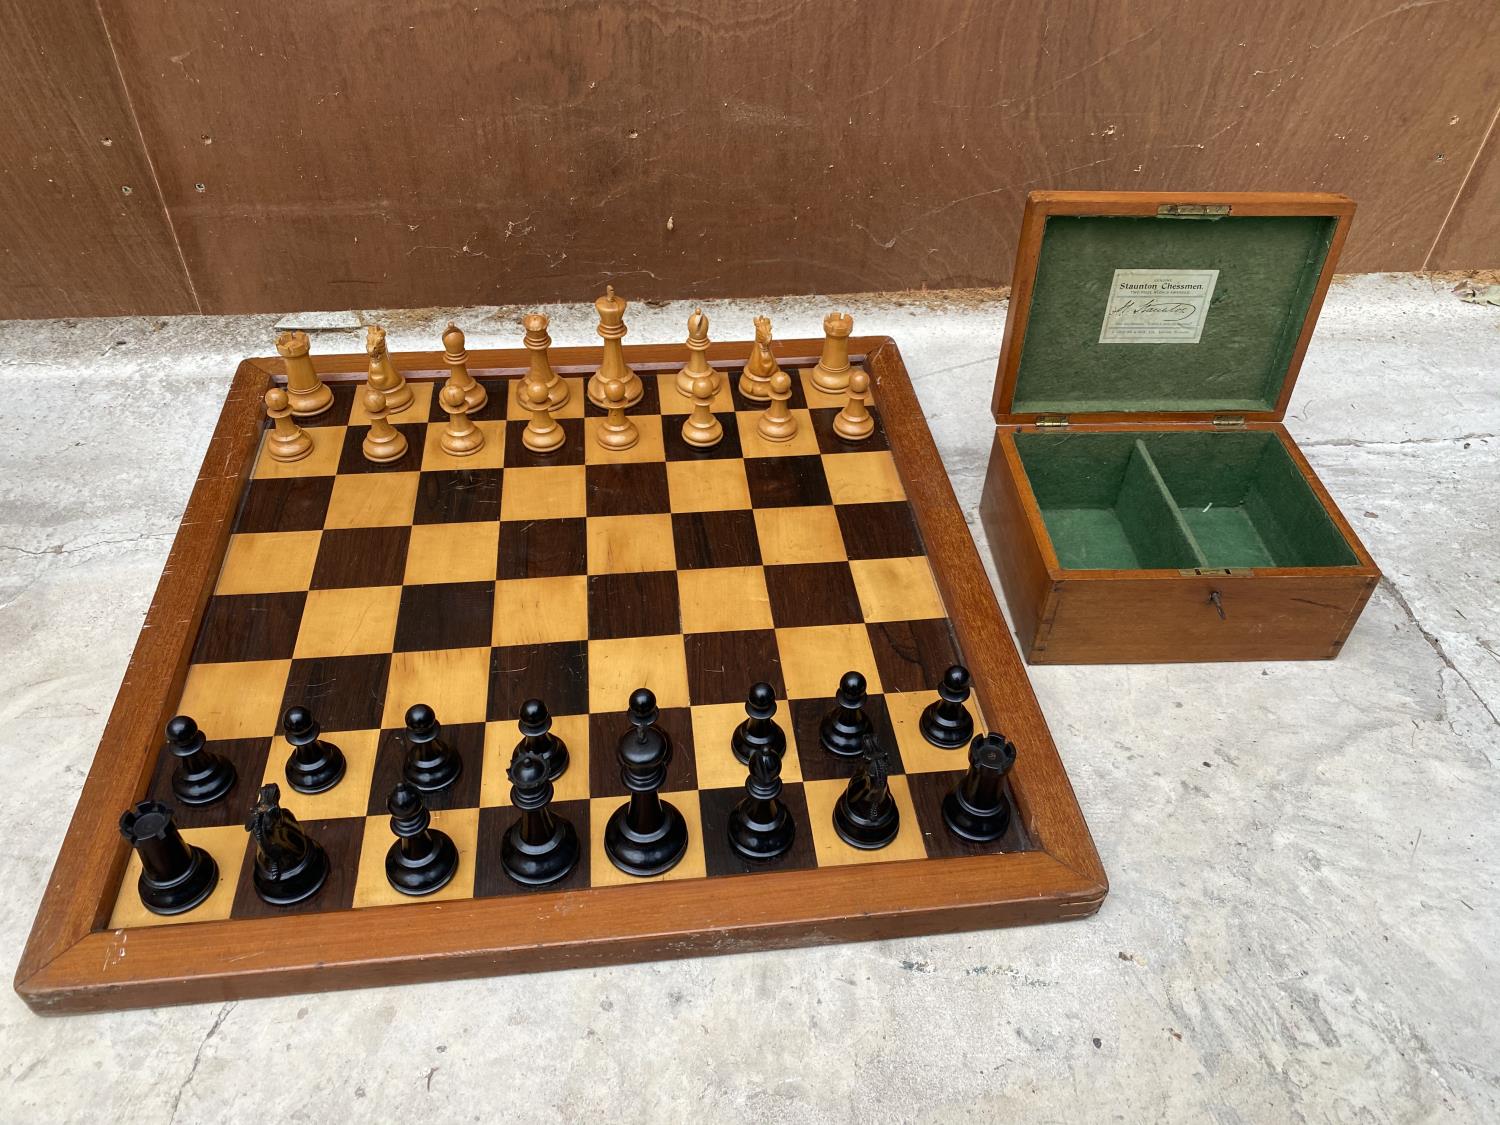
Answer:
16;336;1106;1014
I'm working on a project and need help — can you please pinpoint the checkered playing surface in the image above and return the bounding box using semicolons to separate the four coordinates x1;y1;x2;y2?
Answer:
109;362;1031;929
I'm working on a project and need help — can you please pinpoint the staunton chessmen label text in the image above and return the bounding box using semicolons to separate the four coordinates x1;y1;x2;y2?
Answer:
16;289;1104;1014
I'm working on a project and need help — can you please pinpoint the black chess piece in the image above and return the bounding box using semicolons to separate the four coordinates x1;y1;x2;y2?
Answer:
819;670;871;758
942;732;1018;842
832;735;900;849
119;800;218;916
401;703;462;793
164;714;236;806
282;705;347;794
245;783;329;905
727;745;796;861
732;681;786;766
919;664;975;749
604;688;689;877
501;747;580;886
514;698;568;781
384;782;459;896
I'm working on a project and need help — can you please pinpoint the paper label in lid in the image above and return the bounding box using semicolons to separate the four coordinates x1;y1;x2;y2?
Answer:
1098;268;1219;344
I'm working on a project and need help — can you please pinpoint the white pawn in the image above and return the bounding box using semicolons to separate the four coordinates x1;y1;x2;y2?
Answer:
521;379;565;453
265;387;313;462
682;375;723;448
832;371;874;442
362;388;408;463
757;371;798;442
596;379;639;451
439;383;485;456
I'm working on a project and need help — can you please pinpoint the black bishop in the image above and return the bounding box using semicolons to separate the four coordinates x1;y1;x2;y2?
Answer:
384;782;459;896
603;688;689;877
727;744;795;861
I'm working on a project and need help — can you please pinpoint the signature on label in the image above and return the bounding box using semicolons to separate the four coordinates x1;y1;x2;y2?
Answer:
1105;298;1201;326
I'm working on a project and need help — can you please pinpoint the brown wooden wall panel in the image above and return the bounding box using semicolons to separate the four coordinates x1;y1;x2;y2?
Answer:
4;1;1499;318
0;2;196;318
1427;107;1500;271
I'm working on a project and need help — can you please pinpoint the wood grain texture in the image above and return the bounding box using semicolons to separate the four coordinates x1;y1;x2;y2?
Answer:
1426;104;1500;271
0;2;195;317
5;0;1486;318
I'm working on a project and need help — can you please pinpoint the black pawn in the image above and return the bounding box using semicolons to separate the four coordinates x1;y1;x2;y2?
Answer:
282;706;346;794
942;732;1018;842
833;735;900;850
119;800;218;916
501;747;579;886
402;703;462;793
727;745;795;861
245;783;329;905
514;698;568;781
731;681;786;766
603;688;689;877
920;664;975;749
819;670;871;758
165;714;236;806
384;782;459;896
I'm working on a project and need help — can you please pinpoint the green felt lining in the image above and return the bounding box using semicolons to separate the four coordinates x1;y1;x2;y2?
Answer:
1015;431;1360;570
1011;213;1338;414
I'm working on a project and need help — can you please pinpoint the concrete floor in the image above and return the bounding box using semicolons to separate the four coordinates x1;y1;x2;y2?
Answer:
0;275;1495;1123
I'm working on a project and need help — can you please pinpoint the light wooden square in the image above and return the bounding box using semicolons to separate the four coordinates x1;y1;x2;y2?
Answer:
480;714;592;807
177;659;291;739
419;420;506;471
774;625;882;700
216;531;322;594
324;471;420;529
260;728;382;819
253;428;344;479
107;824;247;930
349;380;434;424
850;556;946;622
381;647;492;727
507;376;586;419
587;791;706;887
735;409;821;459
666;459;751;513
678;565;772;634
404;521;500;585
584;414;666;464
352;806;478;908
292;586;401;659
883;690;986;774
498;465;586;522
588;635;690;712
799;367;874;410
655;373;733;415
493;575;589;645
587;513;676;574
822;450;905;505
689;701;802;790
753;506;847;565
802;775;925;867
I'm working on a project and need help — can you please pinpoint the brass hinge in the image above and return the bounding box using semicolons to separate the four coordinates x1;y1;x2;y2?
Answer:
1212;414;1246;428
1157;203;1232;218
1035;414;1070;428
1178;567;1256;577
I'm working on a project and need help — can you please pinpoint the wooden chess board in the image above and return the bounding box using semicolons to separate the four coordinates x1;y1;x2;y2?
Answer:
17;334;1105;1013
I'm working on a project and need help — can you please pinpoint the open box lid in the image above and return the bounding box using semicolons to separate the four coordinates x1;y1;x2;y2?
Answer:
991;191;1354;424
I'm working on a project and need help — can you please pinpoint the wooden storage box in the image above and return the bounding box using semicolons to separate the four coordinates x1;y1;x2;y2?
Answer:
980;191;1380;664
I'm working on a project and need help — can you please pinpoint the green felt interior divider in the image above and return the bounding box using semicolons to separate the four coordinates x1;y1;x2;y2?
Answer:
1014;431;1360;570
1011;213;1339;414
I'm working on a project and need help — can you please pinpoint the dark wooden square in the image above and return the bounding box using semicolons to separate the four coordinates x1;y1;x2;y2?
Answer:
671;510;763;570
763;562;863;628
835;501;925;559
587;571;680;640
235;476;334;534
310;526;411;590
586;463;671;516
587;707;697;798
663;413;743;462
503;419;586;468
868;619;962;694
229;816;365;919
496;517;587;580
393;581;495;651
412;468;503;525
144;737;273;830
810;406;891;453
279;653;392;733
487;641;589;720
728;367;808;412
788;694;902;782
698;783;818;878
684;629;785;706
745;455;831;509
191;592;306;664
299;383;356;428
582;377;660;417
366;722;487;814
905;770;1032;860
474;802;592;897
336;424;426;474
